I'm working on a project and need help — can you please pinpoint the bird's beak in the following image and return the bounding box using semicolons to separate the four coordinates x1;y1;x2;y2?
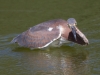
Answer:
71;26;77;41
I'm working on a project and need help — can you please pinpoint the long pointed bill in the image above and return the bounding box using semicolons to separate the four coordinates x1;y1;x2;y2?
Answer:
71;26;77;41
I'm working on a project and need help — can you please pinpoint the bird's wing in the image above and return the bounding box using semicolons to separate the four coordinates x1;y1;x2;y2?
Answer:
11;26;61;48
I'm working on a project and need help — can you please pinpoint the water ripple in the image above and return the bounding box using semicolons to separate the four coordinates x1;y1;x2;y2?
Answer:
0;34;18;50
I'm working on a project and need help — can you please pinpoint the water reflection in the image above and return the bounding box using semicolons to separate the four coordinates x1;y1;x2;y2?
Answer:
13;46;89;75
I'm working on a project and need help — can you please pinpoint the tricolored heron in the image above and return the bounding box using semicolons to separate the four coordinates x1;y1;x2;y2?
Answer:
11;18;89;49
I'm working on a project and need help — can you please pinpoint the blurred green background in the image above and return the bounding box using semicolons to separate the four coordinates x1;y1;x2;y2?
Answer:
0;0;100;75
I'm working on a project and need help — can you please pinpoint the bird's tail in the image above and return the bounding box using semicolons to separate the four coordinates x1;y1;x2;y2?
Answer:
11;34;20;44
11;37;17;44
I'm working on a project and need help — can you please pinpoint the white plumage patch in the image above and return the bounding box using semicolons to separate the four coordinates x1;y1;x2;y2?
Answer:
38;25;62;49
58;25;64;33
48;27;53;31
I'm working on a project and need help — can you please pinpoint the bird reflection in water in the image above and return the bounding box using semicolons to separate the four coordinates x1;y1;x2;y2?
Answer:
14;46;89;75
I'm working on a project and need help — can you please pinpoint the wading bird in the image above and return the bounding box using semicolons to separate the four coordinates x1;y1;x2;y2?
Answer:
11;18;89;49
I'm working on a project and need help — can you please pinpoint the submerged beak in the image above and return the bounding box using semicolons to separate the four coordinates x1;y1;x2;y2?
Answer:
67;18;89;45
71;26;77;41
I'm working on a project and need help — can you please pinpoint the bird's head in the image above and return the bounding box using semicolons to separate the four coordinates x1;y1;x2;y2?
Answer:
67;18;89;45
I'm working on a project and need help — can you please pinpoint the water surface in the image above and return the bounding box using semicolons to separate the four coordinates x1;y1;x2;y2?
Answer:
0;0;100;75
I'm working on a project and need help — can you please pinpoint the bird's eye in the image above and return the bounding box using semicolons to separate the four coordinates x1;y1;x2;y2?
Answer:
67;23;70;28
75;23;77;25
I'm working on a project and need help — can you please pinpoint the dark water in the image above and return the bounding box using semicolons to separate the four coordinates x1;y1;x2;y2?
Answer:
0;0;100;75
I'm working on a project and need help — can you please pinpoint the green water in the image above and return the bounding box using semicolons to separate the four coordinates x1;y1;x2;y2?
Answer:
0;0;100;75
